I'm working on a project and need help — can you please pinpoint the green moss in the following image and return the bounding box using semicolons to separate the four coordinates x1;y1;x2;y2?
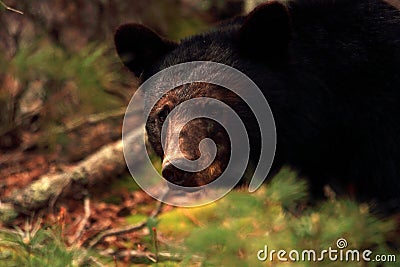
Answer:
126;214;148;225
158;210;197;238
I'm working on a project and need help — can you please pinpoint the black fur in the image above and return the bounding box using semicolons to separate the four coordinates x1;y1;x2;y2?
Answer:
115;0;400;212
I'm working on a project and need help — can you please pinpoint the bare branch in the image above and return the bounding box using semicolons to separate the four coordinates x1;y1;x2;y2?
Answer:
86;221;147;249
112;250;182;263
55;107;131;134
0;0;23;14
102;249;203;264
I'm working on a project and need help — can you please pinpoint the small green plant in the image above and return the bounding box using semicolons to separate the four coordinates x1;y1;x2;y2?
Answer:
0;220;76;266
0;217;108;267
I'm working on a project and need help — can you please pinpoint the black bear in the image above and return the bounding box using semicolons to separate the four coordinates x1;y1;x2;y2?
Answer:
115;0;400;211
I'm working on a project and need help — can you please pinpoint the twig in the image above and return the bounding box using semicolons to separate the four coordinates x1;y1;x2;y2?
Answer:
0;0;23;14
86;221;147;249
22;107;137;151
103;249;184;263
71;196;91;245
58;107;130;134
88;256;107;267
113;255;117;267
0;107;136;146
152;227;159;261
150;189;170;217
85;189;169;249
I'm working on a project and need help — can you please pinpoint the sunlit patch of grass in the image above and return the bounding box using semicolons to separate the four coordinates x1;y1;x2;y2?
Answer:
155;169;398;266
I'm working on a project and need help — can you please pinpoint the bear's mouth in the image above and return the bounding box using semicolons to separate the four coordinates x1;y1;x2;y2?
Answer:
167;182;202;192
162;159;222;190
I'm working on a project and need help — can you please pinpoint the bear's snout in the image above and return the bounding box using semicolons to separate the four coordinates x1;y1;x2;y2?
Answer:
162;158;191;186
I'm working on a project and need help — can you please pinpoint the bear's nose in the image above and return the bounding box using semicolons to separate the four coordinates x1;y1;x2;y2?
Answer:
162;159;191;186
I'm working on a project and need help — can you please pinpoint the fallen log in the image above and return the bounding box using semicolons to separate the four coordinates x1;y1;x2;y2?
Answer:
0;126;144;223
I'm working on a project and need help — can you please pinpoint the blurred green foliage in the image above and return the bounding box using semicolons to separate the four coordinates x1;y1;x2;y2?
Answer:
7;40;122;116
156;169;399;266
1;170;397;266
0;37;128;151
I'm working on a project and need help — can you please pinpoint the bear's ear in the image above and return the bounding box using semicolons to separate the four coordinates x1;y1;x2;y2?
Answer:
114;23;178;77
239;1;291;62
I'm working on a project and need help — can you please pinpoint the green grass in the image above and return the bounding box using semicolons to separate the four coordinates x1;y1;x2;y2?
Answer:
154;169;398;266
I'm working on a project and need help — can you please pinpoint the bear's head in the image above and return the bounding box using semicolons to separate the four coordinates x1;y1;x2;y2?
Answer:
115;2;290;189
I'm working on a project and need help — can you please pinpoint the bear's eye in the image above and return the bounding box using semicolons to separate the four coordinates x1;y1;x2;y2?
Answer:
157;104;170;123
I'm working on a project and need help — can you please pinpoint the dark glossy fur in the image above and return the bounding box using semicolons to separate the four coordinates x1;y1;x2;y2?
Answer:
115;0;400;212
